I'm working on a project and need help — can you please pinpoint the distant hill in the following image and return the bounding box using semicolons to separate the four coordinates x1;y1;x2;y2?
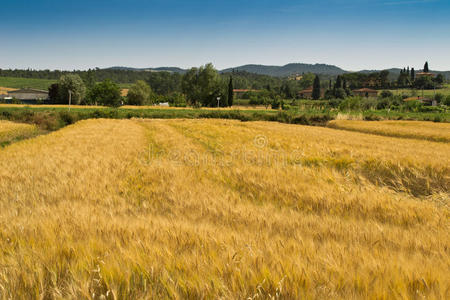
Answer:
105;64;450;79
359;68;450;80
107;66;187;74
221;63;347;77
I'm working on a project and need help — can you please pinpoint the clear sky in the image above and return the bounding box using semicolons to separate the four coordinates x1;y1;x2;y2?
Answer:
0;0;449;71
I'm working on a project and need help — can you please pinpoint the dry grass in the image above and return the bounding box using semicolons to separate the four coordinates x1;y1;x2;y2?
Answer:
0;120;40;145
335;113;364;121
0;118;449;299
328;120;450;143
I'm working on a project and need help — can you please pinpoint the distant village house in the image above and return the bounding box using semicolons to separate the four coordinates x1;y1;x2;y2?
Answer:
415;72;435;79
352;88;378;98
288;74;303;81
297;87;324;99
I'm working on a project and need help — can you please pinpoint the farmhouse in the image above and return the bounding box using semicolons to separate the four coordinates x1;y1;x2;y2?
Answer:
289;74;303;81
7;88;49;101
298;88;313;99
353;88;378;98
297;87;325;99
416;72;435;78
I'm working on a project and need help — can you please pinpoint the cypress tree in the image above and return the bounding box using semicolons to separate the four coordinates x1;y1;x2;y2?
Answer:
227;76;234;107
411;68;415;81
335;75;342;89
424;62;429;73
312;75;321;100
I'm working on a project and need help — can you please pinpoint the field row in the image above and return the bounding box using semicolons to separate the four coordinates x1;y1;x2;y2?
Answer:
329;119;450;142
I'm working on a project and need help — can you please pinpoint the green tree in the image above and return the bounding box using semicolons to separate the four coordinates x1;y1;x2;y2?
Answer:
312;75;321;100
397;71;410;88
434;74;444;85
182;63;223;107
411;68;415;81
58;74;86;105
298;73;315;89
228;76;234;107
413;76;434;90
379;70;390;88
424;61;429;73
88;79;122;107
83;69;96;90
127;80;153;105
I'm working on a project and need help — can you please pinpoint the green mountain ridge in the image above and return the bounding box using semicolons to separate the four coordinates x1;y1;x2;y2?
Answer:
106;64;449;79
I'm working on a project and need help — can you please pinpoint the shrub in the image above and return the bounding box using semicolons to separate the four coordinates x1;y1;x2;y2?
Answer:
376;98;390;110
433;115;442;122
364;114;382;121
59;111;75;125
380;90;393;98
403;100;423;112
339;97;362;111
434;93;444;103
444;95;450;106
249;96;260;105
168;92;186;107
271;98;281;109
360;98;377;110
328;99;342;108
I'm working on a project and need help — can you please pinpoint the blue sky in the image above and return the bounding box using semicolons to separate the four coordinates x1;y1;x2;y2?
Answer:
0;0;449;71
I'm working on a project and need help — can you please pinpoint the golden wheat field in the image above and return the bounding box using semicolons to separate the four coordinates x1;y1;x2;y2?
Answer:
0;120;40;145
328;120;450;143
0;118;449;299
